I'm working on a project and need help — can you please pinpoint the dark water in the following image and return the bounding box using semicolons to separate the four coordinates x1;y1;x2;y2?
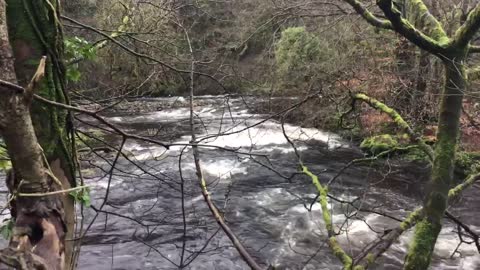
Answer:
4;96;480;269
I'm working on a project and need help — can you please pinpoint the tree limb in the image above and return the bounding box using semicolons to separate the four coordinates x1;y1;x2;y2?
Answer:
377;0;449;54
343;0;393;29
352;93;434;160
302;166;354;269
453;3;480;49
468;44;480;53
467;65;480;80
402;0;449;43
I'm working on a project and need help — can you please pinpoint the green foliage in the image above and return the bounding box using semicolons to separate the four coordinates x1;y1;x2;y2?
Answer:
70;187;91;207
65;36;97;61
67;68;82;82
64;36;97;82
275;27;325;90
329;237;353;268
0;219;13;240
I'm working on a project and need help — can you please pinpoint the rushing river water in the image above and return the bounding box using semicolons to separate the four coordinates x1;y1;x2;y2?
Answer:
3;96;479;269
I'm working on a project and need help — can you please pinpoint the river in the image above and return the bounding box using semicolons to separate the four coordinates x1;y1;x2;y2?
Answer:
5;96;479;269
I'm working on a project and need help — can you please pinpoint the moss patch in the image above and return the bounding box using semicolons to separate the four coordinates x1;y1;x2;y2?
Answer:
360;134;399;155
359;133;434;162
455;151;480;176
404;219;440;270
403;147;429;161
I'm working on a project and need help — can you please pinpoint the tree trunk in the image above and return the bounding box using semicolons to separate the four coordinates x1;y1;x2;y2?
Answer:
404;54;466;270
344;0;480;268
1;0;76;269
0;1;14;83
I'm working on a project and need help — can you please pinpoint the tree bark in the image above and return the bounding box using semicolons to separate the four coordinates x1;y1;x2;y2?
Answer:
404;53;467;270
0;0;76;269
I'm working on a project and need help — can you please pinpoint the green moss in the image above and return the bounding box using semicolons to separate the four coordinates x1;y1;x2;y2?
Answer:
404;219;440;270
7;0;73;176
403;147;429;161
455;151;480;176
302;166;354;268
405;0;449;44
6;0;44;83
354;94;411;130
353;93;434;160
449;170;480;199
360;134;399;155
329;237;353;269
400;208;422;230
453;5;480;46
302;165;332;232
359;134;427;159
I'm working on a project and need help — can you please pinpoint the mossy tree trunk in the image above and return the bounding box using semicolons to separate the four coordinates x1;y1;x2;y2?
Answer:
403;53;467;270
344;0;480;269
1;0;76;269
